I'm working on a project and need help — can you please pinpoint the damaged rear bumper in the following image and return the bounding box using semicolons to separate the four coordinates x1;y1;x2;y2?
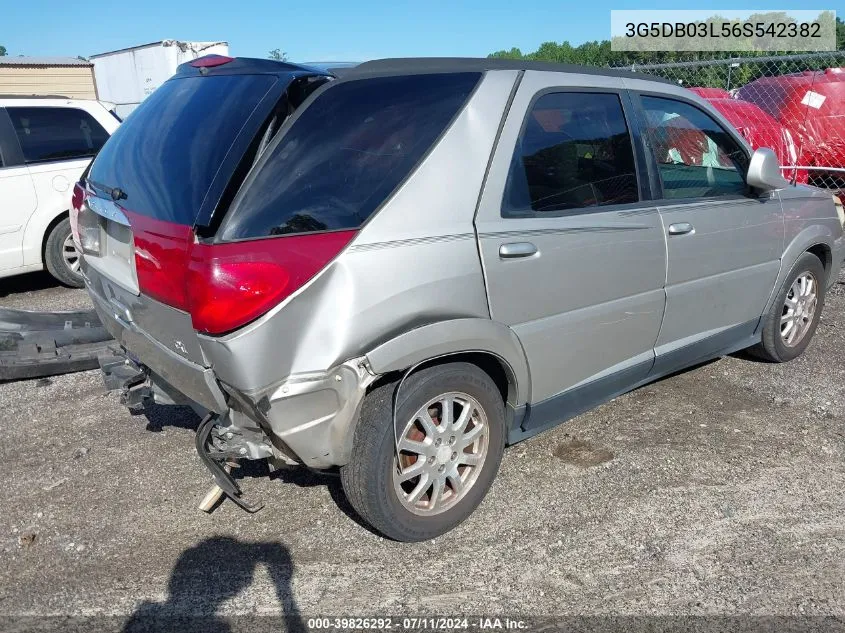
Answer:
87;275;228;414
224;358;378;469
87;256;377;469
98;341;376;469
0;307;113;381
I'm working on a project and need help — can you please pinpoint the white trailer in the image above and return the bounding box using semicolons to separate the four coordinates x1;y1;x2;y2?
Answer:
90;40;229;118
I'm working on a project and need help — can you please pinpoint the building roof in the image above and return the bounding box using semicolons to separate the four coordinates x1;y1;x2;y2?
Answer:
90;40;228;59
336;57;675;85
0;56;92;67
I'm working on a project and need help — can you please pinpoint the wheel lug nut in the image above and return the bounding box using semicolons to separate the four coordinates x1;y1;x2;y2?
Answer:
438;465;445;473
427;456;435;465
449;436;455;445
434;438;442;447
451;451;457;461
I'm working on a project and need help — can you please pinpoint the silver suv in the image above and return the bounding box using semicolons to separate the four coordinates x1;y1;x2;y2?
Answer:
76;56;845;541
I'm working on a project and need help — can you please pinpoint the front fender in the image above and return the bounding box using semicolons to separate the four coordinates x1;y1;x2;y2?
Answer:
365;318;531;407
762;223;839;319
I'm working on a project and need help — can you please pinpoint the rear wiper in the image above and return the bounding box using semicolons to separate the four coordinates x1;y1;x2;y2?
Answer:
86;178;127;202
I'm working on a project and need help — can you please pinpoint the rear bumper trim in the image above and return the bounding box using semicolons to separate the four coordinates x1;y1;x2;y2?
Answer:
87;281;229;413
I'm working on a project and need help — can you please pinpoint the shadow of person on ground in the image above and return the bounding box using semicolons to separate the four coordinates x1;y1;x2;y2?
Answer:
122;536;304;633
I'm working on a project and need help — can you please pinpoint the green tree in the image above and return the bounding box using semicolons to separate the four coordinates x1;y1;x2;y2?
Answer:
490;12;845;68
0;45;6;56
268;48;287;61
489;46;524;59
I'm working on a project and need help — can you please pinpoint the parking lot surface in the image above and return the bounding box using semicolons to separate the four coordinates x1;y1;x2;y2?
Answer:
1;273;844;624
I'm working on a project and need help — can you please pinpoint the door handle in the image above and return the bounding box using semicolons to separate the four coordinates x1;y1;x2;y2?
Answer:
499;242;538;259
668;222;695;236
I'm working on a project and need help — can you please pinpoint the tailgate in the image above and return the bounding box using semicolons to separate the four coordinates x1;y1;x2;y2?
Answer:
79;62;326;368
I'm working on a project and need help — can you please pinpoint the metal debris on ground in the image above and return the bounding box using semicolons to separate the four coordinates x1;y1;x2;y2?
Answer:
0;307;113;381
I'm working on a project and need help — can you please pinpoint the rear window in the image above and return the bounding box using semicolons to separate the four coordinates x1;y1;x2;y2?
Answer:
220;72;481;240
8;107;109;163
88;74;277;225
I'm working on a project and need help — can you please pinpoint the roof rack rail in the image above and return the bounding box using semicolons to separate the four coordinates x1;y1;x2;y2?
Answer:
337;57;676;85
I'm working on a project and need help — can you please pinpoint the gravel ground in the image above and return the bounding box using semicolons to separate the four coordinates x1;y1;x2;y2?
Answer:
1;273;844;630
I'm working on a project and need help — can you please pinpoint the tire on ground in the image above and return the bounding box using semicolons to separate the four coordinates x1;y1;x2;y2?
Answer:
340;362;506;542
749;251;826;362
44;217;83;288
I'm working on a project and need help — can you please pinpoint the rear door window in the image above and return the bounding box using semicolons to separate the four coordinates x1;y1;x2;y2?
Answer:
503;91;639;216
7;107;109;163
88;74;279;225
221;72;481;240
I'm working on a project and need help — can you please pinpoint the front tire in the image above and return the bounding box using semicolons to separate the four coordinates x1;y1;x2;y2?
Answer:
340;362;506;542
44;218;84;288
750;251;826;362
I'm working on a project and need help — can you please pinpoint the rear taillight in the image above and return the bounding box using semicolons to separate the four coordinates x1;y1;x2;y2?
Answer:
69;182;85;245
186;231;356;335
129;212;195;312
71;182;85;212
71;183;104;257
128;209;355;335
77;208;103;256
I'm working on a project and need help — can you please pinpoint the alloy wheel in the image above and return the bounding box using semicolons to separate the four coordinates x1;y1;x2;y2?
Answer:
781;271;818;347
62;233;81;274
393;391;489;516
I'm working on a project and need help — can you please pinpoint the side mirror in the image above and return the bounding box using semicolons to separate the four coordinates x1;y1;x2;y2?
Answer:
746;147;790;191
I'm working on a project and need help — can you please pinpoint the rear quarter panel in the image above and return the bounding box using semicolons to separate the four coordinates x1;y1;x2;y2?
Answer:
198;70;522;396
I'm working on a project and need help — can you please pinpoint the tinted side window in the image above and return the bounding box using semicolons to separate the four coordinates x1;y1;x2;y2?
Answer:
640;96;749;200
503;92;639;216
222;72;481;240
7;107;109;163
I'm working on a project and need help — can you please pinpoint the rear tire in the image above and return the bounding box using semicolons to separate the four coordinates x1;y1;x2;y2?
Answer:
44;218;84;288
750;251;825;362
340;362;506;542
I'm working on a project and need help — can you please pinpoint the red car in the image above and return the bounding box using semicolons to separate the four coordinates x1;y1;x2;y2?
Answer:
736;68;845;187
687;87;732;100
695;95;807;184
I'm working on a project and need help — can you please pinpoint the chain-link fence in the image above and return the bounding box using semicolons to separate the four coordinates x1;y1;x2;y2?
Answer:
620;52;845;194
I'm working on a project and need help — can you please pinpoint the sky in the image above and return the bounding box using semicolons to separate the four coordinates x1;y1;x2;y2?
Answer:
2;0;831;62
